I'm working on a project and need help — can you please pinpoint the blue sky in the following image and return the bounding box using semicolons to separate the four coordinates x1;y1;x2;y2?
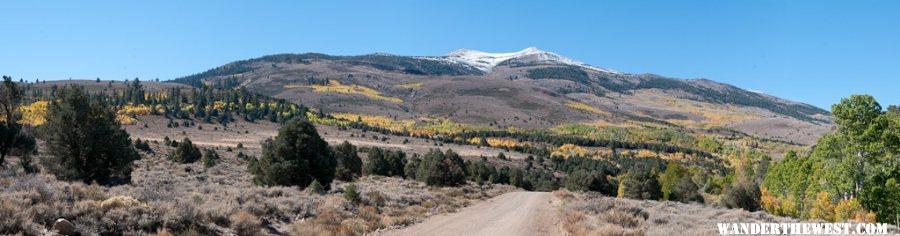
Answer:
1;1;898;109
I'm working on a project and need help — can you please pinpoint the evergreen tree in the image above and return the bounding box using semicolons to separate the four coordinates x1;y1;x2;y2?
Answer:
365;147;390;176
404;154;421;180
621;163;662;200
385;150;407;177
170;137;202;163
0;76;35;168
565;169;615;195
333;141;362;181
41;85;139;184
249;118;335;188
415;149;467;186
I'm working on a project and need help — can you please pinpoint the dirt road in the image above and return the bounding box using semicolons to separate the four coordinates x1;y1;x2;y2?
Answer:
381;192;564;236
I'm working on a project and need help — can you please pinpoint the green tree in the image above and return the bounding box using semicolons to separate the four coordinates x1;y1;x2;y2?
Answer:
333;141;362;181
0;76;35;168
249;118;335;188
565;169;615;195
621;164;662;200
416;149;467;186
170;137;202;163
364;147;406;177
818;95;899;223
404;154;421;180
671;175;703;203
510;168;525;188
888;105;899;115
698;136;724;153
830;95;884;198
365;147;390;176
41;85;139;184
659;161;686;201
385;150;406;177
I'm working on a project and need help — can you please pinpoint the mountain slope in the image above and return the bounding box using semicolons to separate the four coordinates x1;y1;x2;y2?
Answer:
172;48;832;145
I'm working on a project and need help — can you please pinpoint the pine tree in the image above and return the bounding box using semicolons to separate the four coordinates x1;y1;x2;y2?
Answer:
41;85;139;184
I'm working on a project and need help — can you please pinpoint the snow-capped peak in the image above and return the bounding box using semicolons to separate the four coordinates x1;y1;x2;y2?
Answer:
434;47;618;74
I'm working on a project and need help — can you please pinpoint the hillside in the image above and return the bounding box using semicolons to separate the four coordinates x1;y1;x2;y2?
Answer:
172;48;832;145
0;74;892;235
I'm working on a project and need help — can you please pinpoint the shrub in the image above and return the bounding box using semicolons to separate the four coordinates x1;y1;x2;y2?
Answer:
721;181;761;211
41;85;140;184
344;183;361;205
170;138;202;163
203;149;220;167
134;139;153;153
236;152;249;160
307;180;325;195
229;210;261;236
333;141;362;181
249;118;335;188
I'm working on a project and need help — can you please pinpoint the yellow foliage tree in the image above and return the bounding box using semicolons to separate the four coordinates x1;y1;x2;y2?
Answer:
760;188;782;215
809;192;835;222
833;198;878;223
781;194;800;218
18;101;48;125
288;80;403;103
466;137;525;148
552;144;591;159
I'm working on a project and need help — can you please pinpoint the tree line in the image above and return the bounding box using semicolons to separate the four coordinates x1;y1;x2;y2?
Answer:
1;76;140;185
763;95;899;224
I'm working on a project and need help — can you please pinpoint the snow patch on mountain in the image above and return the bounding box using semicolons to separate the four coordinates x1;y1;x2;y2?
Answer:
421;47;619;74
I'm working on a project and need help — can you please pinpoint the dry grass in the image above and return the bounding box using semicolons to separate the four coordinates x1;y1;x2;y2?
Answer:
230;210;262;236
556;190;804;236
0;141;514;235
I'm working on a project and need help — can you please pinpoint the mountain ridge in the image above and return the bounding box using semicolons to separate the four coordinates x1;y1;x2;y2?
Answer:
171;48;832;145
421;47;620;74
